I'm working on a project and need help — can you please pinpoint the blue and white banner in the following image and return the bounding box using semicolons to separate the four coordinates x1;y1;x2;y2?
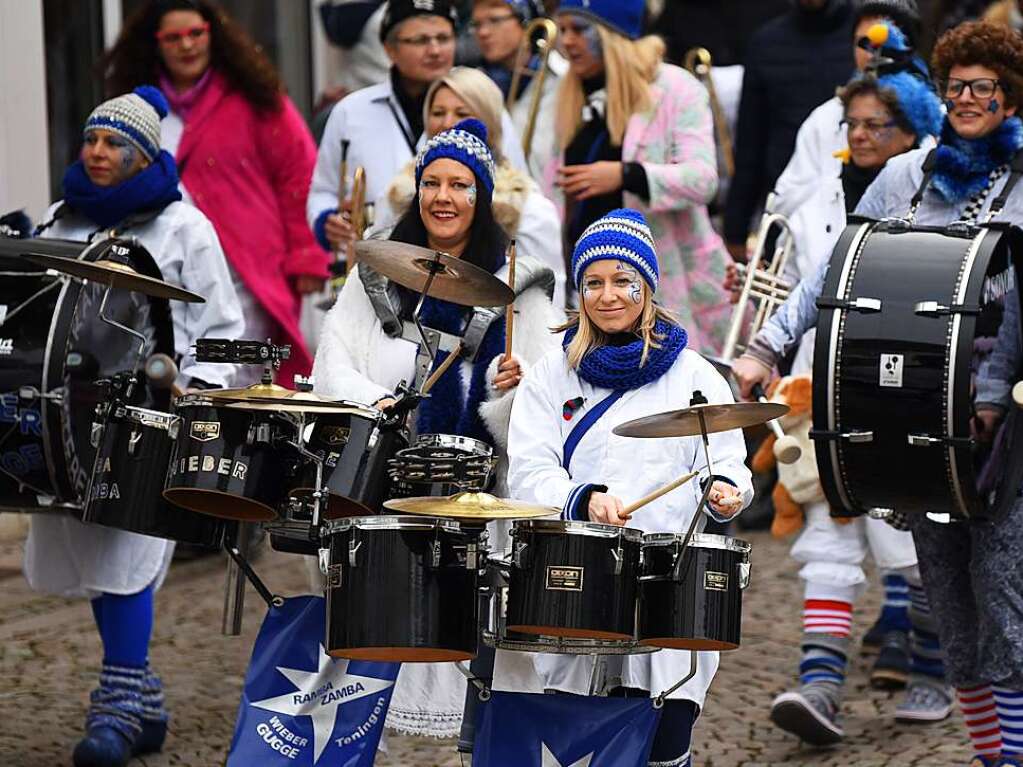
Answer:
473;691;661;766
227;596;400;767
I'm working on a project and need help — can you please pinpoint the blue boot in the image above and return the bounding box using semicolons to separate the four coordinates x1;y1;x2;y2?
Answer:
73;665;145;767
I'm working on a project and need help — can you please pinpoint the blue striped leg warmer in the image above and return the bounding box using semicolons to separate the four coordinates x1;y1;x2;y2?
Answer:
994;686;1023;755
908;581;945;680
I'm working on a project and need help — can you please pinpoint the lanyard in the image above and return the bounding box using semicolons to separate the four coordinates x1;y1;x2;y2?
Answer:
384;97;419;156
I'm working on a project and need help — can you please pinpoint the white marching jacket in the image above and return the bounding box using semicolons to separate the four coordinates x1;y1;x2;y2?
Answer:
504;346;753;707
311;257;564;737
24;201;245;599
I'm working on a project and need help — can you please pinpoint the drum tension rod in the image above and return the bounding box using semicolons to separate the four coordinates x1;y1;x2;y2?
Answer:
225;544;283;610
454;662;491;701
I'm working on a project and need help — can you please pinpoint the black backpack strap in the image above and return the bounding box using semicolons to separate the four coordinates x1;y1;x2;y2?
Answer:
907;149;939;220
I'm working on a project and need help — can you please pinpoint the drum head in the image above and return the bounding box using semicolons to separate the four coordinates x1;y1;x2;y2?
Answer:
326;647;474;663
162;487;279;522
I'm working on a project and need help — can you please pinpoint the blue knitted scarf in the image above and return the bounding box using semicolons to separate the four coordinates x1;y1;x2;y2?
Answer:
565;319;688;391
415;297;505;443
62;150;182;229
932;116;1023;204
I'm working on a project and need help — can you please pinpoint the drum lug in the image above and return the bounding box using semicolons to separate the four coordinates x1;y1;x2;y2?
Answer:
610;546;624;576
738;561;751;590
513;541;529;569
318;547;331;575
466;542;478;570
90;421;104;448
809;429;874;443
907;433;973;448
128;428;142;456
430;539;442;568
247;421;272;445
348;540;361;567
816;296;882;313
325;564;342;589
914;301;981;317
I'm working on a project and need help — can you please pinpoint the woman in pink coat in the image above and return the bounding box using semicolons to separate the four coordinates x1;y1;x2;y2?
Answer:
544;0;732;354
101;0;328;383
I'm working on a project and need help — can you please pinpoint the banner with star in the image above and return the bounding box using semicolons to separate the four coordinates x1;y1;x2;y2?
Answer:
472;690;661;766
226;596;400;767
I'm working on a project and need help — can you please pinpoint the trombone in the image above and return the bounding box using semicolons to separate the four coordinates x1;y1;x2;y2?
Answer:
684;47;735;179
507;17;558;163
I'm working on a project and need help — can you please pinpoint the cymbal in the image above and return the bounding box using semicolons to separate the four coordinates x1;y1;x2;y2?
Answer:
227;392;379;416
22;253;205;303
201;383;294;402
613;401;790;438
355;240;514;307
383;491;558;520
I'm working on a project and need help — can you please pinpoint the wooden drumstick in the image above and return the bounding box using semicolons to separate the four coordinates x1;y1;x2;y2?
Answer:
504;239;517;360
620;470;700;517
421;341;463;395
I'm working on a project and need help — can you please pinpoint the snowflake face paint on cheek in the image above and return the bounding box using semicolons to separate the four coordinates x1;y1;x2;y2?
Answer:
465;183;477;207
617;262;643;304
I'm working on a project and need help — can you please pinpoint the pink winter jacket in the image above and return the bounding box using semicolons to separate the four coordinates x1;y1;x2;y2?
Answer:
174;72;327;380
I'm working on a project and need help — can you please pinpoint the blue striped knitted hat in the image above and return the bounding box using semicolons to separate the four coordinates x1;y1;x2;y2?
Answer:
415;118;496;197
556;0;644;40
84;86;168;162
571;208;658;291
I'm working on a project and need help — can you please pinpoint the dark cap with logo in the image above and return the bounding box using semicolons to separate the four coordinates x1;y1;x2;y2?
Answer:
380;0;459;43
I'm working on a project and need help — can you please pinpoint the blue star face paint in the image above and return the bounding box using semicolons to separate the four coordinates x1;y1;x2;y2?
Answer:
989;99;1001;114
582;22;602;60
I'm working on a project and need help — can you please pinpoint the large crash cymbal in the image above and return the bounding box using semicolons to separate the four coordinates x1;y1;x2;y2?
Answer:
22;253;205;303
200;382;295;402
383;491;558;520
227;392;379;416
613;401;790;439
355;240;514;307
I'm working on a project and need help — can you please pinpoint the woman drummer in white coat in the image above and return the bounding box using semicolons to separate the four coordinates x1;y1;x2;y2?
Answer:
24;87;243;767
507;208;752;767
312;118;563;739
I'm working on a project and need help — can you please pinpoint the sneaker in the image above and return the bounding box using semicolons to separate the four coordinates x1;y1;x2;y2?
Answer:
969;756;998;767
895;678;953;723
770;687;844;746
997;756;1023;767
870;631;910;690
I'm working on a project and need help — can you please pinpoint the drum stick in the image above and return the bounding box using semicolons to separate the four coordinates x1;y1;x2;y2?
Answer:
504;240;517;360
621;470;700;517
421;341;463;395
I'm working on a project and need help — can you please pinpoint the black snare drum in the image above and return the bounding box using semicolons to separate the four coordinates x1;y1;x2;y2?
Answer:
0;237;173;510
639;533;751;651
388;434;494;497
164;396;296;521
507;519;642;641
813;220;1023;518
267;406;408;556
323;515;482;662
83;403;229;548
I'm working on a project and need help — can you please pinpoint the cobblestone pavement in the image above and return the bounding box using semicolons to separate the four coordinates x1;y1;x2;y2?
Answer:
0;523;969;766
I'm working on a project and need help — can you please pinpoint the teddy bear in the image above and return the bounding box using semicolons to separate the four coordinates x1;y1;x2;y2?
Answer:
750;374;834;538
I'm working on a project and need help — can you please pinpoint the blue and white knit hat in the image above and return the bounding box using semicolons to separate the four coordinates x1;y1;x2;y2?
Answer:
556;0;644;40
504;0;546;22
415;118;496;197
571;208;658;291
84;86;168;162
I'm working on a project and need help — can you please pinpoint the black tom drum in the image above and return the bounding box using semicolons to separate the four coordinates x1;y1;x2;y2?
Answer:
638;532;751;651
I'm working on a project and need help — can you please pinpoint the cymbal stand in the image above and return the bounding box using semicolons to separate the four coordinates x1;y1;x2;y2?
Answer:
672;392;714;582
654;652;698;708
410;251;450;369
97;282;149;401
222;527;285;636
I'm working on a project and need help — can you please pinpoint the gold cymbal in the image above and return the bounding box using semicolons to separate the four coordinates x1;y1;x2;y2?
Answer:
202;383;294;402
383;491;558;520
355;240;515;307
23;253;205;303
200;384;378;415
613;401;790;438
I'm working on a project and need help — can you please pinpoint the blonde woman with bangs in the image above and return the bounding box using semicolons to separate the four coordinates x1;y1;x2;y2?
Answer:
505;208;752;766
374;66;567;306
548;0;733;354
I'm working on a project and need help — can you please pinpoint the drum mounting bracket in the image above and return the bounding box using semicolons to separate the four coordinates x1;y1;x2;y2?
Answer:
809;429;874;444
907;433;973;448
914;301;981;317
816;296;882;313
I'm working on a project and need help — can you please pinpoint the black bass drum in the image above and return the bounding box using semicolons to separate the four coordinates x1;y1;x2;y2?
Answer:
0;236;173;511
812;219;1023;519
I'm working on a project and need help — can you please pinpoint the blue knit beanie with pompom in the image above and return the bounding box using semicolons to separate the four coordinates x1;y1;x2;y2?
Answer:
415;118;496;198
84;85;169;162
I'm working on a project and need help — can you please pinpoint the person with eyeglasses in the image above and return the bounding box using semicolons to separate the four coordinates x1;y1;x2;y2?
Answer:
732;22;952;747
470;0;566;180
308;0;527;270
100;0;328;388
733;20;1023;767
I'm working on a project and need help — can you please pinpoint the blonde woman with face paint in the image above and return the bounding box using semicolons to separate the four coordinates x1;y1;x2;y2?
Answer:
25;87;244;767
505;208;752;766
375;66;567;307
544;0;732;354
313;118;562;739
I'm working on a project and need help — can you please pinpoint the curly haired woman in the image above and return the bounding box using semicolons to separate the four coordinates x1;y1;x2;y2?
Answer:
100;0;327;384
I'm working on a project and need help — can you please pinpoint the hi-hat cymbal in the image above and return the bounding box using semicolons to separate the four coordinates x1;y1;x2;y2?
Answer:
23;253;205;303
613;401;790;438
355;240;514;307
383;491;558;520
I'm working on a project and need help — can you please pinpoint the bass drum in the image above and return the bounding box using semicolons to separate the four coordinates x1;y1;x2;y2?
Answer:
812;219;1023;519
0;236;173;511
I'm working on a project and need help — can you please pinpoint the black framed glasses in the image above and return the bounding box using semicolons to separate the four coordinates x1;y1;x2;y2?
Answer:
395;32;456;48
944;77;1002;100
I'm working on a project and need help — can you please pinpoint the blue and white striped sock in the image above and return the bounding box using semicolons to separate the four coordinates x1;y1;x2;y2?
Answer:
993;686;1023;755
908;582;945;680
877;572;911;632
